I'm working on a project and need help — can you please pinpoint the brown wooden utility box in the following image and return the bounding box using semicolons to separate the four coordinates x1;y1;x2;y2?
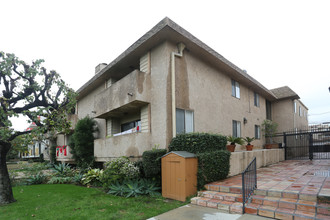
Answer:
161;151;197;202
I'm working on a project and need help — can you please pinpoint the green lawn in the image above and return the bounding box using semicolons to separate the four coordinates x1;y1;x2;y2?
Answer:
0;184;186;220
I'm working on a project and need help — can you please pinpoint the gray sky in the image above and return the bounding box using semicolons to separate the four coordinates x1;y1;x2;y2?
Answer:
2;0;330;131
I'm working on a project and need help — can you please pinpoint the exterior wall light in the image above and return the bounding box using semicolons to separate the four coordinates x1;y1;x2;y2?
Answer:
243;117;247;124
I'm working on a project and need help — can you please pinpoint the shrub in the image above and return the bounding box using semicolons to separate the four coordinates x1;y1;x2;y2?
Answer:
168;133;227;153
70;116;98;168
82;168;104;186
196;150;230;189
142;149;167;178
133;160;145;178
101;157;140;186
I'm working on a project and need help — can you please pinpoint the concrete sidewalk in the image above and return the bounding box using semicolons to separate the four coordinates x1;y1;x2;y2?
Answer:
147;204;271;220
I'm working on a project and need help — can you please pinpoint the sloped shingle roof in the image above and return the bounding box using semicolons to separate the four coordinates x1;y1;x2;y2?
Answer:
270;86;300;100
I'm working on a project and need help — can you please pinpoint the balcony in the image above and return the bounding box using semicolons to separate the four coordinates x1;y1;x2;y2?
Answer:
94;132;151;161
94;70;151;118
56;145;75;163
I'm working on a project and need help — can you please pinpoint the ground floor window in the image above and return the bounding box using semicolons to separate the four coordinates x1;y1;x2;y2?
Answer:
176;108;194;134
232;120;241;137
255;125;261;139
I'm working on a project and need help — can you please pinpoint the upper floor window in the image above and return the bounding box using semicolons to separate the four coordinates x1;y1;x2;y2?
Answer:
231;80;240;98
299;106;302;116
294;101;297;113
232;120;241;137
254;92;260;107
176;108;194;134
121;120;141;132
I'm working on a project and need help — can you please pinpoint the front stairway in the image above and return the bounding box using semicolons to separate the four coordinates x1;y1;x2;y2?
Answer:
191;159;330;220
191;183;330;219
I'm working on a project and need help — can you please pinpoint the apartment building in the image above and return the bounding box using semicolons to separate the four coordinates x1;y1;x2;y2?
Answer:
57;17;308;162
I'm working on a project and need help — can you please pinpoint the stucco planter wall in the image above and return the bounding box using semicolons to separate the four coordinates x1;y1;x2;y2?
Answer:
229;149;285;176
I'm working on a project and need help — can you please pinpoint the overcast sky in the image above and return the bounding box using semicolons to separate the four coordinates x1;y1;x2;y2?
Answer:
2;0;330;131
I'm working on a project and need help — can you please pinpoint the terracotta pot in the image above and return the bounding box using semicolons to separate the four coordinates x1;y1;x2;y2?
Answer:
265;144;279;149
246;145;253;151
226;145;236;152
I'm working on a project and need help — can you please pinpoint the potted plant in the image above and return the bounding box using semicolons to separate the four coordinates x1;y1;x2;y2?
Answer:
261;119;278;149
226;136;244;152
243;137;255;151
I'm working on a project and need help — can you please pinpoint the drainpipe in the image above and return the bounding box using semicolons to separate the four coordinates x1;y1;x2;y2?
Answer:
171;43;186;138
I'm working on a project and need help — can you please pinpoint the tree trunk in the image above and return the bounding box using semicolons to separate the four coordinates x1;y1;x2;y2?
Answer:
0;142;16;204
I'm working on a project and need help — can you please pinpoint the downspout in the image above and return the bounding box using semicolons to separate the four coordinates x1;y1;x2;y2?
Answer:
171;43;186;138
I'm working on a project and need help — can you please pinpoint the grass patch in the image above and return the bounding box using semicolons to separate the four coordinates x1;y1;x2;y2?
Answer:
0;184;186;220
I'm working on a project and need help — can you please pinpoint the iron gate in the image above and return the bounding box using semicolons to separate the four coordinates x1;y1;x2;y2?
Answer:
275;127;330;160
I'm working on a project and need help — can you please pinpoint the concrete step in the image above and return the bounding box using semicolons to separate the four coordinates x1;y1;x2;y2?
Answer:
204;183;242;194
191;196;243;214
245;203;329;219
197;190;243;203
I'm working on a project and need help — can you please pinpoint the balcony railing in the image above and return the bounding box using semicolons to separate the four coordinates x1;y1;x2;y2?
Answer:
242;157;257;214
94;132;151;160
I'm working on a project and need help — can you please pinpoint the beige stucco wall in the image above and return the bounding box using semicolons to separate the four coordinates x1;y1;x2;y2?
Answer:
272;99;308;133
77;84;106;138
149;41;172;149
294;99;308;130
229;149;285;176
175;44;267;148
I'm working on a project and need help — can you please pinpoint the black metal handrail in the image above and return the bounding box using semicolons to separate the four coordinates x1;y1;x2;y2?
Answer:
242;157;257;214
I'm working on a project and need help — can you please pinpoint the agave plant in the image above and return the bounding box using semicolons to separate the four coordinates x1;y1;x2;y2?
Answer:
125;179;143;198
107;181;128;197
140;179;161;197
52;163;71;176
27;172;47;185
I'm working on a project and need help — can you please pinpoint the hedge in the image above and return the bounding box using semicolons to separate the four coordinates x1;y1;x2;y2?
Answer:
142;149;167;178
196;150;231;189
168;133;227;153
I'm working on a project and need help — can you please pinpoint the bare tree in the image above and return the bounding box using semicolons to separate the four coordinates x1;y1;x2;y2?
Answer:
0;52;76;204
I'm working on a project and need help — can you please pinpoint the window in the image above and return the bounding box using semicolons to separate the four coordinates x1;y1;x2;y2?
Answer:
294;101;297;113
232;120;241;137
254;92;259;107
231;80;240;98
266;100;272;120
255;125;261;139
176;109;194;134
299;106;302;116
121;120;141;132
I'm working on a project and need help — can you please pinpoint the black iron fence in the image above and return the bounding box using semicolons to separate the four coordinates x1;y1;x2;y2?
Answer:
242;157;257;214
273;125;330;160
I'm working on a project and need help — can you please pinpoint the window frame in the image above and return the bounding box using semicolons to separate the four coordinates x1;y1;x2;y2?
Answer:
121;120;141;132
231;79;240;99
176;108;194;134
255;125;261;139
232;120;241;137
254;92;260;107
